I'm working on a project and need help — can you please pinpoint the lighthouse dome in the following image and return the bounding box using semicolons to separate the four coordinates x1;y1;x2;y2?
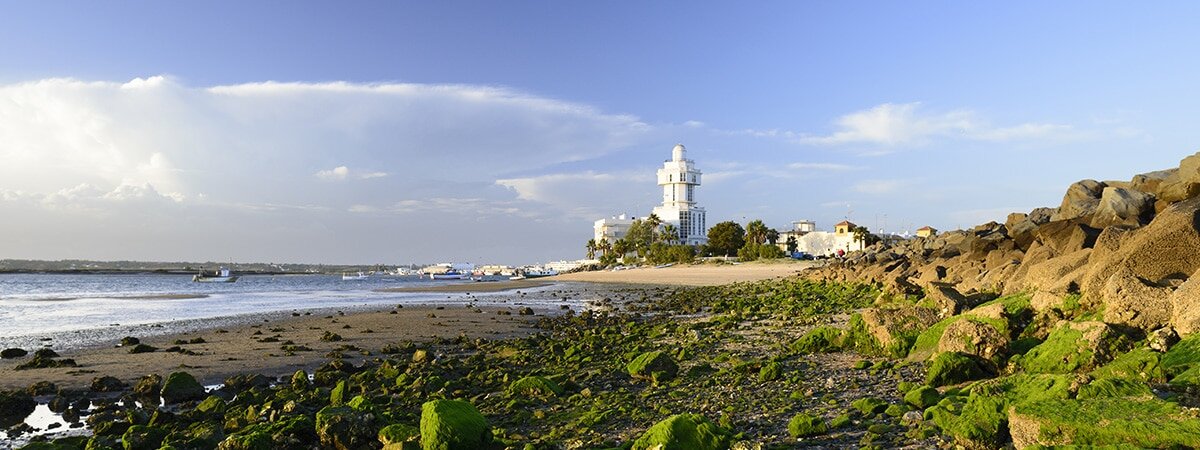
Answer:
671;143;686;161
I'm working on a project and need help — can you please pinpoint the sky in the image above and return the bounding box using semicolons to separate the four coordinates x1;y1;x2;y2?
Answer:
1;2;1198;265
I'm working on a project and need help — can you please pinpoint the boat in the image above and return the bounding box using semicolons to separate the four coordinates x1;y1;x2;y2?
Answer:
428;269;466;280
193;267;238;283
523;268;558;279
341;272;369;281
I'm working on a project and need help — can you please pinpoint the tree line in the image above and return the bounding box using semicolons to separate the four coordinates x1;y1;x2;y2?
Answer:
585;216;790;266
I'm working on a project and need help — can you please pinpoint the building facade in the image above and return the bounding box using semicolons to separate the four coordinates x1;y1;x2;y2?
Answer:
594;214;636;244
652;144;708;246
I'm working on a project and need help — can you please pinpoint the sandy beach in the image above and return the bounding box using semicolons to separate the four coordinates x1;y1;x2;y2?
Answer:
555;259;819;286
0;304;543;390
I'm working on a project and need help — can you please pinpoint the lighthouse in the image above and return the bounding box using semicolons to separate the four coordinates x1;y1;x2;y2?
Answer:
652;144;708;246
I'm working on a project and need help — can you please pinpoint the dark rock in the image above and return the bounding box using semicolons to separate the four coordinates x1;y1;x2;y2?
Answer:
160;371;206;404
90;376;127;393
0;390;36;428
1;348;28;359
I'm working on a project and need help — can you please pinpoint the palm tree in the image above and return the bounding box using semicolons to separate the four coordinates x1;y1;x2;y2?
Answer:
765;228;780;246
586;239;597;260
660;224;679;245
745;219;768;245
598;238;611;256
612;239;630;256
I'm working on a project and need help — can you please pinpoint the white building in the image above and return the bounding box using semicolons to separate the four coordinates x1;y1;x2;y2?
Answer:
652;144;707;246
594;214;636;244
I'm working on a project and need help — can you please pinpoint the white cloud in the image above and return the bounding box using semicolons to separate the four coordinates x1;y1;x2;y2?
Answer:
787;162;859;171
495;171;655;220
0;76;653;263
798;102;1083;147
315;166;350;180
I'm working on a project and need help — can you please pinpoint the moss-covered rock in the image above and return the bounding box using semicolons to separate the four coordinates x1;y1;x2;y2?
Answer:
626;351;679;383
851;397;887;415
378;423;420;450
1018;321;1131;374
215;432;271;450
758;361;782;382
316;405;376;450
0;389;36;428
195;395;226;415
121;425;168;450
1162;334;1200;379
786;413;827;438
903;386;941;409
1075;377;1152;399
420;399;492;450
631;413;731;450
1008;397;1200;448
790;326;843;354
507;376;563;398
1089;347;1164;383
927;392;1007;449
160;372;206;404
846;306;940;358
925;352;994;387
330;380;348;406
290;369;310;391
132;374;162;402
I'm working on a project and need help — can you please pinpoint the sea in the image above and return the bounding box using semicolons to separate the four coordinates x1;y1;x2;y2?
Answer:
0;273;560;351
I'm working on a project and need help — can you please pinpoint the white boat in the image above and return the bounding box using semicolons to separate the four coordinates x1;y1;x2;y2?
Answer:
193;267;238;283
523;268;558;279
428;270;466;280
342;272;369;281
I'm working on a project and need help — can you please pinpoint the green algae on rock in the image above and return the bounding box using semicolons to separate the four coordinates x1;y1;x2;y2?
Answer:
507;375;564;398
925;351;994;387
420;399;493;450
631;413;731;450
787;412;827;438
626;350;679;383
160;372;206;404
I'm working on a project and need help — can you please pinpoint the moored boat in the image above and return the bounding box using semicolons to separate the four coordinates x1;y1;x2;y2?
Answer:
193;267;238;283
341;272;369;280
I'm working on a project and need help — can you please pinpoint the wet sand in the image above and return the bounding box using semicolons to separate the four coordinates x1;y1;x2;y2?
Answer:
0;304;541;390
555;259;820;286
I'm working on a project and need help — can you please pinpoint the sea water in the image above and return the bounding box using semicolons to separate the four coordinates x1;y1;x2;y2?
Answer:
0;273;560;350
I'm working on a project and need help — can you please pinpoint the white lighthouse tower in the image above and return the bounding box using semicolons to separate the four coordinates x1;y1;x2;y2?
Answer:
653;144;707;246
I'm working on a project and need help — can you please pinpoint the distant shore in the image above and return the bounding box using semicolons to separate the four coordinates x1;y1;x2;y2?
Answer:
375;278;554;293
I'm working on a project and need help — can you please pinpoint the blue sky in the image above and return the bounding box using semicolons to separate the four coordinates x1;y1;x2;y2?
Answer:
0;2;1196;264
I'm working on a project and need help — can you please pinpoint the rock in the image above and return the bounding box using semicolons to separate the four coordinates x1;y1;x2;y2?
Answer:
217;431;272;450
419;400;492;450
759;361;783;382
507;376;563;398
903;385;941;409
0;390;36;428
1102;265;1174;331
195;395;226;415
90;376;127;393
1021;321;1131;374
121;424;167;450
378;423;420;450
936;319;1009;362
1090;187;1156;228
626;350;679;383
1;348;28;359
1052;179;1106;222
517;306;534;315
132;374;162;402
1171;268;1200;337
925;283;974;317
223;373;272;392
290;370;310;391
851;397;887;415
1033;219;1100;256
26;381;57;397
631;413;731;450
119;337;140;347
411;349;429;363
1149;327;1180;352
1020;249;1091;294
1081;197;1200;304
33;348;60;358
315;405;376;450
1030;291;1071;314
1130;169;1175;195
160;372;206;404
127;344;156;354
1008;397;1200;449
855;306;940;356
925;351;994;387
787;413;827;438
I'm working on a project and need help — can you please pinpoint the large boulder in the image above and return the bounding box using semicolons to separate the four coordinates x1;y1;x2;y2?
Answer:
419;400;491;450
1019;249;1091;294
925;283;974;317
1130;169;1175;196
1052;179;1106;222
1089;187;1156;229
925;351;995;387
631;414;731;450
1080;196;1200;305
1008;397;1200;449
1005;208;1055;250
1033;219;1099;256
1171;268;1200;337
160;371;206;404
1155;152;1200;204
856;306;940;356
936;319;1010;362
315;406;376;450
1102;266;1174;331
1020;321;1131;374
